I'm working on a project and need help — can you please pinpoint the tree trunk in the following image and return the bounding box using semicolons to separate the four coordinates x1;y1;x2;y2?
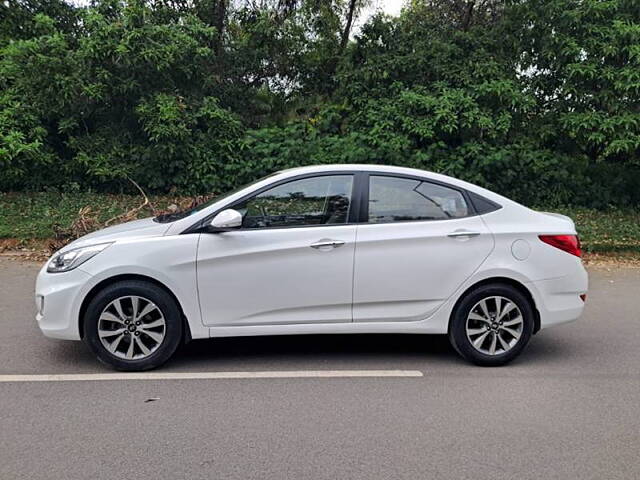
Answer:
461;1;475;31
339;0;357;53
214;0;227;56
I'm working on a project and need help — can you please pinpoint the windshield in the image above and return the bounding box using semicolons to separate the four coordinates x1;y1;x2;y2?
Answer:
154;172;281;223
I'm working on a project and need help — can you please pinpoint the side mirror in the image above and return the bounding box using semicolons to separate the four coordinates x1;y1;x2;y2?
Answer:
207;209;242;232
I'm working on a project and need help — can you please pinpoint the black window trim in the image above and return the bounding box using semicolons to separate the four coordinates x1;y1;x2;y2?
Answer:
182;169;501;234
466;190;503;215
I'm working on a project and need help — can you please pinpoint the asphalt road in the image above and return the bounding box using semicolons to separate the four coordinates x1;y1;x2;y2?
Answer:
0;257;639;480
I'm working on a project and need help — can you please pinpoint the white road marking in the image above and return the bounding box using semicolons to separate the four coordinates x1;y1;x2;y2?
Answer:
0;370;423;382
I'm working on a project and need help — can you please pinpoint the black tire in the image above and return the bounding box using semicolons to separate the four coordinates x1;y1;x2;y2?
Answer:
448;283;534;366
84;280;183;371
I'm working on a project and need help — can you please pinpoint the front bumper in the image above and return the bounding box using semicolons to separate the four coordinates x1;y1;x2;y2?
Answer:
35;263;91;340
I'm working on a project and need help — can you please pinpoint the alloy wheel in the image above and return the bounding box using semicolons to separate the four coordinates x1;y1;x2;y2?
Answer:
97;296;166;360
465;296;524;356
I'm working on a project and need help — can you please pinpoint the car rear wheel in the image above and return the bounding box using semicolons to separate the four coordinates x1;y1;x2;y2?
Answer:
84;280;183;371
448;283;534;366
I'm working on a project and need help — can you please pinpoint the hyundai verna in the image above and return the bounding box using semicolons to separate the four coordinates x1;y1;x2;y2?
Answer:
35;165;588;370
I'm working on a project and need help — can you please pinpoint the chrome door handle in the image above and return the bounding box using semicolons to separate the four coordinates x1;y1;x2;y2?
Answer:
447;231;480;238
310;239;345;249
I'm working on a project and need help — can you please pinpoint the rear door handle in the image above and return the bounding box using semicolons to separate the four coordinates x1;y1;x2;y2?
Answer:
447;230;481;239
310;239;345;249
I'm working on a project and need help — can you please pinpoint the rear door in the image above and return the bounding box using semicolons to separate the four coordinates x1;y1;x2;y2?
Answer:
353;174;494;322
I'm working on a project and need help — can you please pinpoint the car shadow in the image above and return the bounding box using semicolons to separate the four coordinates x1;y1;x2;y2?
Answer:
169;333;459;370
42;330;575;372
170;330;577;370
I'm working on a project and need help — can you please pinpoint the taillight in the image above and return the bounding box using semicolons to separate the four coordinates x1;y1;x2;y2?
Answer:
539;234;581;257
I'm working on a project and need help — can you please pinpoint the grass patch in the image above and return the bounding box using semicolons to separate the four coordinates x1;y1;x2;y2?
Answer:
0;192;180;239
1;192;639;254
549;207;640;254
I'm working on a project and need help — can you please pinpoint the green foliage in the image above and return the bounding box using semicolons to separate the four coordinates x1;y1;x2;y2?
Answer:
0;191;183;238
0;0;79;46
1;0;639;207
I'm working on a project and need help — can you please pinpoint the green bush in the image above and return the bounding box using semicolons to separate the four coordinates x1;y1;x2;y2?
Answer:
1;0;639;208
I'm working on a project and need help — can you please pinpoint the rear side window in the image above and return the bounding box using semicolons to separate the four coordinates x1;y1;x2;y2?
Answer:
368;176;469;223
468;191;502;214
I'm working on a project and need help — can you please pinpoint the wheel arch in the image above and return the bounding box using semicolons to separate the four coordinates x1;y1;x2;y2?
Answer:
78;273;193;342
449;277;541;334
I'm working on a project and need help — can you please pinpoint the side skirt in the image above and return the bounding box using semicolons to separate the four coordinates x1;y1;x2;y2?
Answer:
208;320;447;338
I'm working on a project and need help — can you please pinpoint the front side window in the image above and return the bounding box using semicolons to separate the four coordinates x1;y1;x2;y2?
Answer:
237;175;354;228
368;176;469;223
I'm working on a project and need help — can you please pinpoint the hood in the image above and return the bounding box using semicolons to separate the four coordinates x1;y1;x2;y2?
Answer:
61;217;171;251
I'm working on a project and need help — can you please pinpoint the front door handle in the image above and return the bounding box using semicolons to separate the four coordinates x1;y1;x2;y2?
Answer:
310;239;345;249
447;230;481;239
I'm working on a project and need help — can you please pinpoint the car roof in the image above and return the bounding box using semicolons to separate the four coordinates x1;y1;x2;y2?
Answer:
278;164;431;175
276;164;458;184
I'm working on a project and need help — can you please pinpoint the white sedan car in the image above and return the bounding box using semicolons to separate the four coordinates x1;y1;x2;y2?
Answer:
35;165;588;370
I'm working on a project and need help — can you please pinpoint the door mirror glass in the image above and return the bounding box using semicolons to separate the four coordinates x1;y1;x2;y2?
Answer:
209;209;242;231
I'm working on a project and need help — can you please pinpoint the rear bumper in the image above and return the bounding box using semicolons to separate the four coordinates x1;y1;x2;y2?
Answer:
35;264;89;340
529;264;588;329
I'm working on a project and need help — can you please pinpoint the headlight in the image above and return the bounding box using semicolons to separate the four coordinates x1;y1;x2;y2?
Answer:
47;242;113;273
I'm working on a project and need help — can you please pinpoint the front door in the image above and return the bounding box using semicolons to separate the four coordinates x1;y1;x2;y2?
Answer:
197;174;357;326
353;174;494;322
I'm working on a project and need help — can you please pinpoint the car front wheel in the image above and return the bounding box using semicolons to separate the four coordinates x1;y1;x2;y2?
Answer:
84;280;183;371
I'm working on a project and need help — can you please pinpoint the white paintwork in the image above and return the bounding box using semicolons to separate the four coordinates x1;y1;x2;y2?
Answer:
197;226;357;326
35;164;588;348
352;216;494;322
210;209;242;229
